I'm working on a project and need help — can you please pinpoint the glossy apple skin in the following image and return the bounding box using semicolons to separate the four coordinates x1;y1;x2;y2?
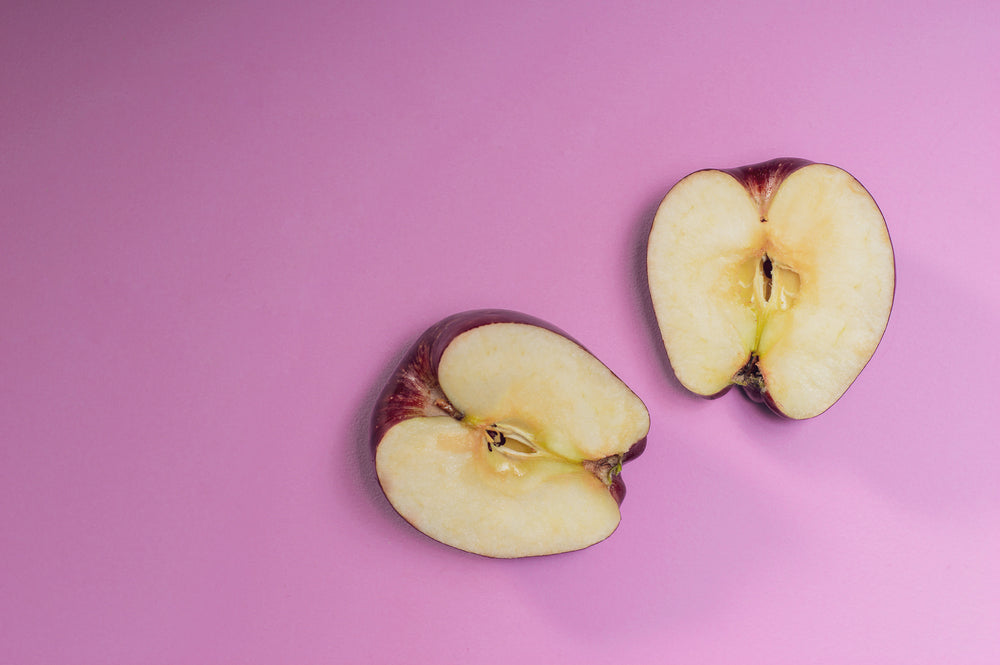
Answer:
679;158;895;418
370;309;647;504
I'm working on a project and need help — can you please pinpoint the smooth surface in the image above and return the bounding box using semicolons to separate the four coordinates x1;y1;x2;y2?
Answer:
376;417;622;559
2;1;998;663
437;322;649;459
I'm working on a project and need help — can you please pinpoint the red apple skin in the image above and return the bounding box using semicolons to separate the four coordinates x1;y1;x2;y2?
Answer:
721;157;813;219
663;158;895;419
370;309;647;506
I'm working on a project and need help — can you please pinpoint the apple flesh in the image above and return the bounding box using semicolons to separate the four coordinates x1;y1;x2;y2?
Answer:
371;310;649;558
646;158;894;419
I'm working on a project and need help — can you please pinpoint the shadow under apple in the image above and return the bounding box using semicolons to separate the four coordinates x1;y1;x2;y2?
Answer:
740;254;1000;518
503;429;805;642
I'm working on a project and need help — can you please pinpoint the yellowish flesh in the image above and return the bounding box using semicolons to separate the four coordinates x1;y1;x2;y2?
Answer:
437;323;650;461
647;164;894;419
376;417;621;558
647;170;765;396
761;166;894;417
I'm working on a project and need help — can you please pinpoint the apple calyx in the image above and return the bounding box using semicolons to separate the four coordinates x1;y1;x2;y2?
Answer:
732;352;766;402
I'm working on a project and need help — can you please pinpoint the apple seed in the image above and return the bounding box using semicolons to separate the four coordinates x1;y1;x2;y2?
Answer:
484;427;506;452
761;255;773;301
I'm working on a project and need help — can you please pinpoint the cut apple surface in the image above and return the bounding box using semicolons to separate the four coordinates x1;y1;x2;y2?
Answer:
371;310;649;558
647;158;894;419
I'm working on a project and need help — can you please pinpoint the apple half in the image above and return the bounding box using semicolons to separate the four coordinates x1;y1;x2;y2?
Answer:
371;310;649;558
647;158;895;419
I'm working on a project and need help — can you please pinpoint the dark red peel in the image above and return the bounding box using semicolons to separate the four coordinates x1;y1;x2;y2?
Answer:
722;157;813;219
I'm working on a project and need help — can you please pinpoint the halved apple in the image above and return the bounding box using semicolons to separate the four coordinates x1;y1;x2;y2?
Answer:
371;310;649;558
646;158;895;419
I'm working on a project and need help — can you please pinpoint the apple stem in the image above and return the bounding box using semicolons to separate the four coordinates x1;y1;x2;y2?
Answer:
485;428;506;452
434;398;464;421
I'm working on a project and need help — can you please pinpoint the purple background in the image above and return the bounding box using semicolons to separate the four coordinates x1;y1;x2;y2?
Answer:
2;1;998;663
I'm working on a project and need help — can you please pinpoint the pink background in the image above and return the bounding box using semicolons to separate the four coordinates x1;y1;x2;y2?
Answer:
2;1;998;663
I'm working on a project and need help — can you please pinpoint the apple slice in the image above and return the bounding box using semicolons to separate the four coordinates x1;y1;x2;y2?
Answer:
371;310;649;558
646;158;895;419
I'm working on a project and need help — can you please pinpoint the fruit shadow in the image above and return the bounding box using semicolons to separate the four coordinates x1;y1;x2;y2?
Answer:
502;432;804;642
734;254;1000;518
